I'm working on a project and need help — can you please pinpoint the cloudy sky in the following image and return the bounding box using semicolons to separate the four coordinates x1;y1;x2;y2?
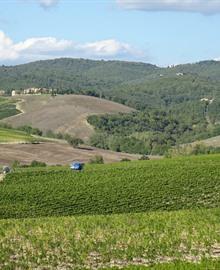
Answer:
0;0;220;66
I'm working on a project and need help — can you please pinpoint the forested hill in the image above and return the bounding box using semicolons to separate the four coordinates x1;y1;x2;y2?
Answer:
169;60;220;80
0;58;159;92
1;58;220;94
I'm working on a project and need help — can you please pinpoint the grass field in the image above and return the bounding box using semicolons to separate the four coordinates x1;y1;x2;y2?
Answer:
0;127;34;143
2;95;134;141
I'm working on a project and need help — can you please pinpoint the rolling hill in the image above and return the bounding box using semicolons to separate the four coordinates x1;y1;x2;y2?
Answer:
1;94;134;141
2;58;220;156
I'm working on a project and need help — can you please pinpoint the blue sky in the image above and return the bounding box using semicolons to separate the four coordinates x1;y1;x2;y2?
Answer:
0;0;220;66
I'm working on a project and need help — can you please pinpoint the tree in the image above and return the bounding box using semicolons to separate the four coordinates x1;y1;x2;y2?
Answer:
67;137;84;148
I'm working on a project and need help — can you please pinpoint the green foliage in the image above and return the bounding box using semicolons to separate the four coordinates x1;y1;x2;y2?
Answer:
88;109;214;155
89;155;104;164
1;155;220;219
67;136;84;148
17;125;43;136
30;160;47;167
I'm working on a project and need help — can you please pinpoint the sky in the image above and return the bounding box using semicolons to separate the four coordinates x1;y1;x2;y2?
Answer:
0;0;220;66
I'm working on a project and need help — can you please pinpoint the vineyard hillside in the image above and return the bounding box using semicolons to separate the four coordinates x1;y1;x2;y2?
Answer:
1;154;220;219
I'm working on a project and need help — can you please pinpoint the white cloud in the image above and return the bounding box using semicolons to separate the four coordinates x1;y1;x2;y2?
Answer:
0;31;142;64
14;37;73;53
0;31;18;60
117;0;220;14
38;0;59;8
79;39;138;57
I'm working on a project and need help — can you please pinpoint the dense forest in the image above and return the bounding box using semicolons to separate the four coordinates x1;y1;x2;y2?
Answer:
1;58;220;154
88;111;220;155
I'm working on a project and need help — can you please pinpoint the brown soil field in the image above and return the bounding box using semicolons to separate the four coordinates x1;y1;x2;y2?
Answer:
0;142;143;166
2;95;134;141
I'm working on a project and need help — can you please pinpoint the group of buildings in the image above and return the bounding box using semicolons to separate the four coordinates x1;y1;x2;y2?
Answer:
12;88;54;96
0;88;55;97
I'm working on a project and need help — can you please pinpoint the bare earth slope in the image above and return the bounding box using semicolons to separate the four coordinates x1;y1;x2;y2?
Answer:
2;95;134;141
0;142;141;165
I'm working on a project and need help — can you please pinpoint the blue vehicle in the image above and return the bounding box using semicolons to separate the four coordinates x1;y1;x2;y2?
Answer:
70;162;84;171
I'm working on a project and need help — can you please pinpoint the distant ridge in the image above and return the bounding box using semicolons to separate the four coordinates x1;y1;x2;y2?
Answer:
1;58;220;92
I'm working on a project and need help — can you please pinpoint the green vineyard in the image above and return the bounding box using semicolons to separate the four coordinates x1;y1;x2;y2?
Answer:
1;208;220;269
1;155;220;219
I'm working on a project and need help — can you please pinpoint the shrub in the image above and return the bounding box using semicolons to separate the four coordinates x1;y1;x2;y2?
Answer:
67;137;84;148
11;160;21;170
120;158;131;162
139;155;150;160
18;125;43;136
30;160;47;167
89;155;104;164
